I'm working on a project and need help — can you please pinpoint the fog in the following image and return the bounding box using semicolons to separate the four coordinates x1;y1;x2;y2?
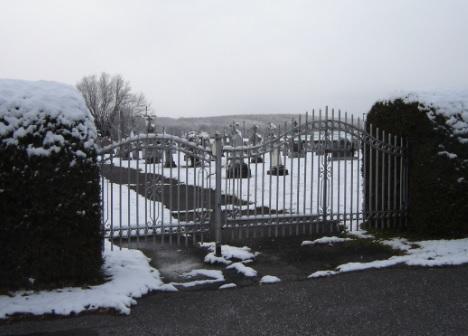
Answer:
1;0;467;117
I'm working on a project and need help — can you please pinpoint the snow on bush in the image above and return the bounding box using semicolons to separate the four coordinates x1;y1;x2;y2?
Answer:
0;79;97;159
367;91;468;236
0;241;176;319
396;91;468;144
0;79;101;289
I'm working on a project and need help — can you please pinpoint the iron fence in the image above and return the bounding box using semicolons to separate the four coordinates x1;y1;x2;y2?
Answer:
97;108;408;251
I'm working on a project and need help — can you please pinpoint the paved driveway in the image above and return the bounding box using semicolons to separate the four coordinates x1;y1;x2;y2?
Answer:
2;266;468;336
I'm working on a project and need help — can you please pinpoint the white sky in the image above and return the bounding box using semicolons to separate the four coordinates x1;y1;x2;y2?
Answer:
1;0;467;118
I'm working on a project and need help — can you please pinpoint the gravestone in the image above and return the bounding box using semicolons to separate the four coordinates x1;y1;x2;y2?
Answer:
226;122;251;178
266;123;288;176
144;142;162;164
249;124;263;163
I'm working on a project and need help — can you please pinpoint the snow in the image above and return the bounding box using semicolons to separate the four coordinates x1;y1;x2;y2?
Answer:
0;241;176;319
0;79;96;158
260;275;281;284
219;283;237;289
380;238;412;251
301;236;352;246
437;151;458;159
308;238;468;279
308;270;337;278
347;230;375;239
226;262;257;277
204;253;232;265
101;178;176;237
389;90;468;144
171;269;225;288
200;242;256;265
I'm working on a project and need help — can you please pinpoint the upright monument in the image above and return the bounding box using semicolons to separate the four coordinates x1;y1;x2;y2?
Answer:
226;122;251;178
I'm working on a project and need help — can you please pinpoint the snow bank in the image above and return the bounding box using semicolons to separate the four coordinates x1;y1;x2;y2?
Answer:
219;283;237;289
389;91;468;144
309;238;468;279
0;79;96;158
0;241;176;319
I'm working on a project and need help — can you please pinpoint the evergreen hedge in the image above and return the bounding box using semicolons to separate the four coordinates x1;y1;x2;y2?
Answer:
365;99;468;237
0;83;102;289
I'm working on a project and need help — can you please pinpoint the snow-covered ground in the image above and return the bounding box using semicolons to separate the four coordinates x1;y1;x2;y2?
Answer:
101;178;177;237
0;241;176;319
309;237;468;278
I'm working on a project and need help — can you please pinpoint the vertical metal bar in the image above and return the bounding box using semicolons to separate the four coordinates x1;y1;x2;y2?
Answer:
177;145;181;245
322;107;328;223
375;128;380;229
303;112;308;214
387;133;392;229
281;124;287;237
127;142;131;244
185;145;189;246
337;110;342;223
136;137;140;245
330;109;335;223
316;110;322;229
110;152;114;250
214;133;223;257
144;138;148;242
393;135;398;229
381;130;386;230
296;115;302;216
350;114;355;231
169;141;174;245
310;109;315;225
356;117;361;229
119;146;122;247
343;112;348;229
368;124;374;228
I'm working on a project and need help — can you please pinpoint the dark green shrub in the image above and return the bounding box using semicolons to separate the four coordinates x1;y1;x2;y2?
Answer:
0;80;102;289
365;98;468;237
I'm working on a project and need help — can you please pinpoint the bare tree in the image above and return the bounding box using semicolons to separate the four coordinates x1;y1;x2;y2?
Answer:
77;73;149;139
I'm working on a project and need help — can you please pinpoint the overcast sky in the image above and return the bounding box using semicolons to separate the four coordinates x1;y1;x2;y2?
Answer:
1;0;467;118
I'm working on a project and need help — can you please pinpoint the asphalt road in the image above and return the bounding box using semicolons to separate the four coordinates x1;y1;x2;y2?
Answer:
2;266;468;336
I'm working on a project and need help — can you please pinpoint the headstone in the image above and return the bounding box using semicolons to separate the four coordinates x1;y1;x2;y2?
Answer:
226;122;251;178
143;142;162;164
266;123;288;176
249;124;263;163
164;147;176;167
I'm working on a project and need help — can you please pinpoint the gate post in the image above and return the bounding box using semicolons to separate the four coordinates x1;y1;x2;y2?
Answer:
214;133;223;257
322;125;328;223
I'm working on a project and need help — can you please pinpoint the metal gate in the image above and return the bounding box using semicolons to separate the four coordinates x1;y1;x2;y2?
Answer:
98;108;408;250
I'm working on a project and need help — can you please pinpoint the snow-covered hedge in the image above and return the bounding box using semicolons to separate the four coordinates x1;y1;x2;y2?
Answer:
365;91;468;237
0;79;102;289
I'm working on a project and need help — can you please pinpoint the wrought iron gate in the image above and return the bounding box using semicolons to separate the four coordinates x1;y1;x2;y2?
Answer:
98;108;408;250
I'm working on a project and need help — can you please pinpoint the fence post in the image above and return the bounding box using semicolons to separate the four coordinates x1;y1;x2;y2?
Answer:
214;132;223;257
322;112;329;223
